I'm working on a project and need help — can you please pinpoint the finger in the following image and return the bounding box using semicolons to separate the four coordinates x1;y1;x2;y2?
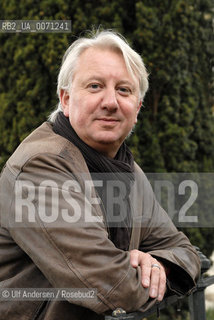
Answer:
137;252;153;287
141;264;151;288
157;269;166;301
149;264;161;298
130;250;140;268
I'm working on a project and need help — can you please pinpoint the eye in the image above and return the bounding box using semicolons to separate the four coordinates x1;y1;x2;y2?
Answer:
87;83;102;91
91;84;99;89
117;87;131;96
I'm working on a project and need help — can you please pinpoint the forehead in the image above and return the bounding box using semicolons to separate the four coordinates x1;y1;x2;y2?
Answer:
78;46;124;65
73;47;138;85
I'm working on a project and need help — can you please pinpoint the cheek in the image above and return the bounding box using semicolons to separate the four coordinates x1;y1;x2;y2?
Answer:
123;102;138;121
69;104;89;128
126;108;139;128
71;94;98;113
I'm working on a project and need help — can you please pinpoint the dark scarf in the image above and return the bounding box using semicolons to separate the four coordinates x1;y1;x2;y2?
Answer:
53;112;134;250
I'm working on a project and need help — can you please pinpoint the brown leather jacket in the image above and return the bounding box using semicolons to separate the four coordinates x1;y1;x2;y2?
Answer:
0;122;200;320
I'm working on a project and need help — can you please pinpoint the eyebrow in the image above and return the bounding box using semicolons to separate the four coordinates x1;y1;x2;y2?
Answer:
82;76;136;90
81;76;104;86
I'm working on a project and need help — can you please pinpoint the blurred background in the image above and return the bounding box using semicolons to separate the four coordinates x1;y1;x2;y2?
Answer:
0;0;213;318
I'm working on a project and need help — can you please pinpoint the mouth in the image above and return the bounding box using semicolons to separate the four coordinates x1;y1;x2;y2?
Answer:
96;117;119;123
96;118;120;127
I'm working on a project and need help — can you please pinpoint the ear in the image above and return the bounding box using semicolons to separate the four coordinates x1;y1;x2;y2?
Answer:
60;89;70;117
134;100;142;124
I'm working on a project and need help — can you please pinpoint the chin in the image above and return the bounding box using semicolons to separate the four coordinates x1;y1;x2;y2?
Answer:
95;135;120;145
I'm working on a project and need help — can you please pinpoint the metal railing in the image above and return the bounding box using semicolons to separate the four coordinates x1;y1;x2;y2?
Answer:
105;247;214;320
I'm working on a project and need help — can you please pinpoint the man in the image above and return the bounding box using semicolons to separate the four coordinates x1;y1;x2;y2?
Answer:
0;30;200;320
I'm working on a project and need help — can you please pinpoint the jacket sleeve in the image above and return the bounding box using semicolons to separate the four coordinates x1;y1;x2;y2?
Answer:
135;167;200;295
6;153;156;314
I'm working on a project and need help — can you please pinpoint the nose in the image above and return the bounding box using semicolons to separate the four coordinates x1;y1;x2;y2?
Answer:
101;87;119;112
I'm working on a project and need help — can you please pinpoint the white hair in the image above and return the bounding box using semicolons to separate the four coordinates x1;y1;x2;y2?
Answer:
48;30;149;122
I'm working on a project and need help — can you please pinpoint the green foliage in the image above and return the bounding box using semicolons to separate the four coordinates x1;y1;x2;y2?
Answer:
129;0;214;257
131;0;214;173
0;0;70;168
146;306;214;320
207;308;214;320
0;0;213;257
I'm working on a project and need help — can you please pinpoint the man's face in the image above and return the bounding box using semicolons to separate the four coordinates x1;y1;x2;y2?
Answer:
61;47;142;158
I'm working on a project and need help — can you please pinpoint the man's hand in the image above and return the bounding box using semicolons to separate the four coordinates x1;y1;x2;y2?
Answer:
130;249;166;301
